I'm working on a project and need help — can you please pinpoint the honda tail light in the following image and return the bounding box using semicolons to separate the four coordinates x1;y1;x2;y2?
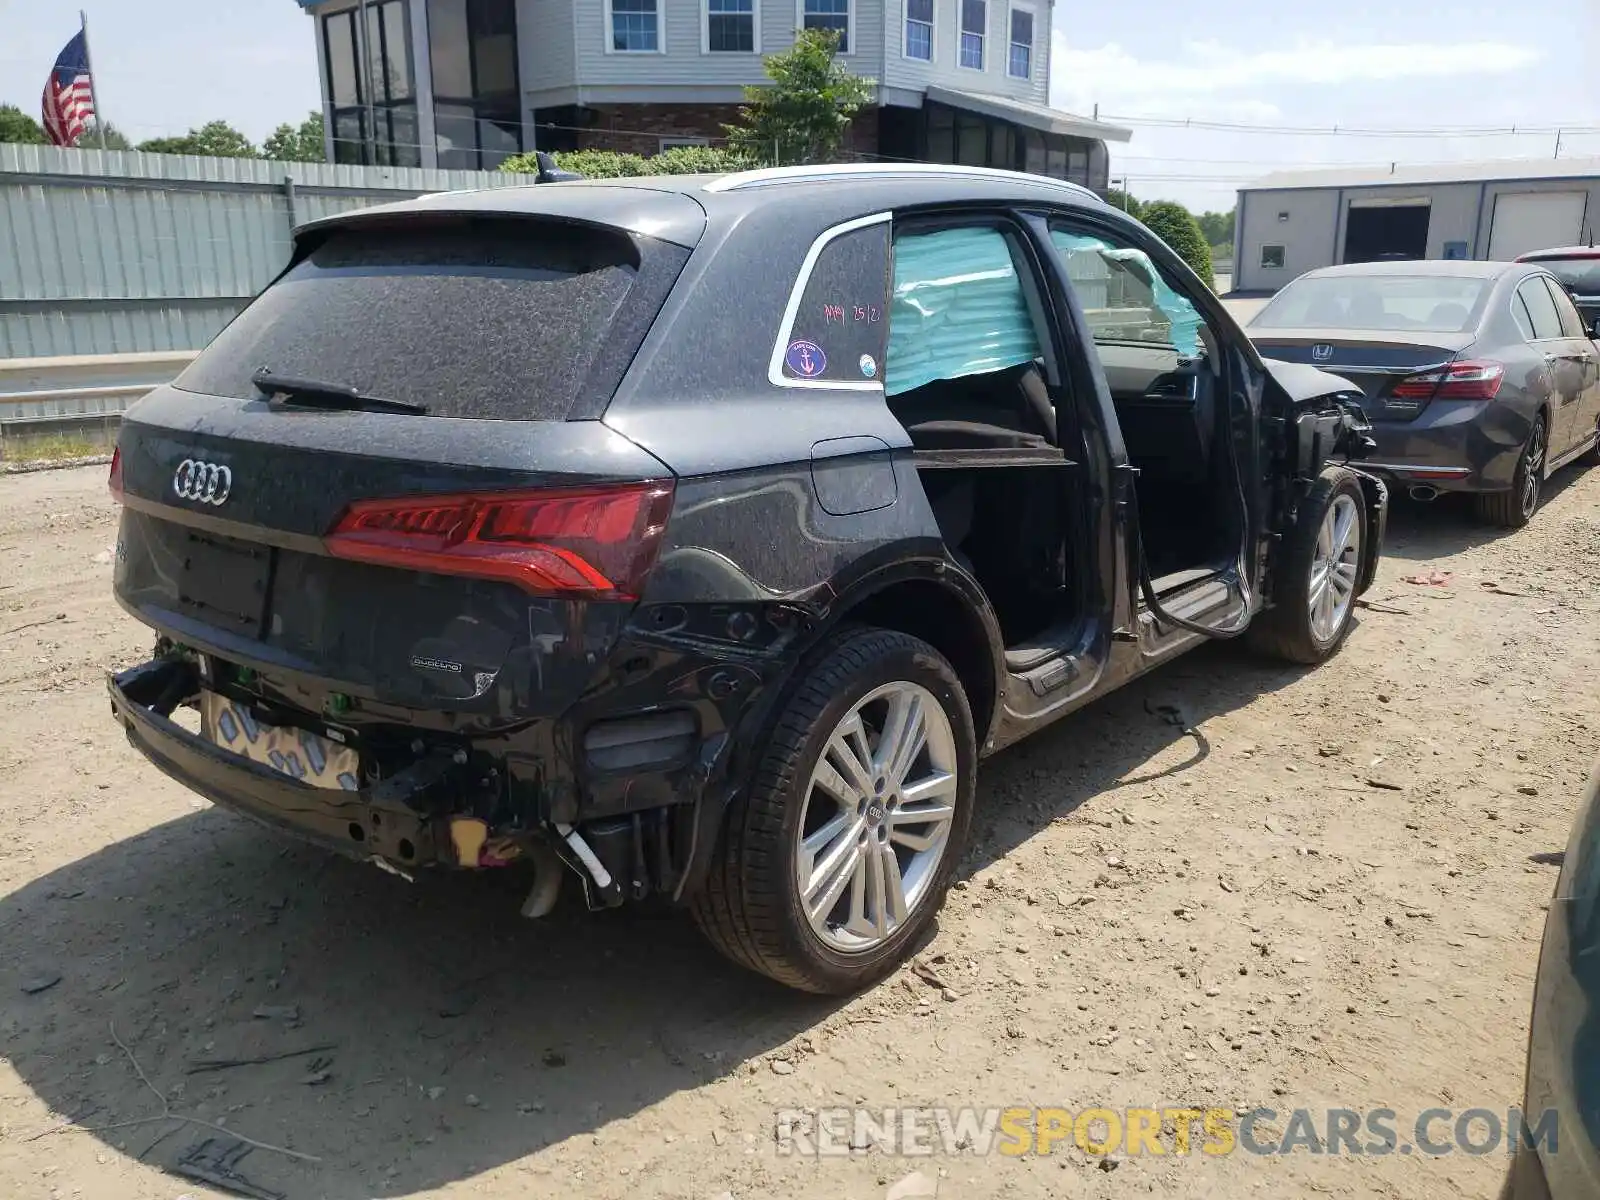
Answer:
1390;360;1505;402
108;447;124;502
324;481;676;599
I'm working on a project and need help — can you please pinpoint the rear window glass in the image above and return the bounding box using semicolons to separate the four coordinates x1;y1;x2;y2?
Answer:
1250;274;1489;334
1537;258;1600;298
779;223;891;385
175;220;643;421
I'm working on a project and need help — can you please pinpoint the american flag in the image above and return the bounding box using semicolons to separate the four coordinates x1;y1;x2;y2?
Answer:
41;30;96;147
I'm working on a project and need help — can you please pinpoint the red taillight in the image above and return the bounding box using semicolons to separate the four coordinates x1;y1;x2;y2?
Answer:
324;481;675;599
1390;359;1505;402
108;447;124;502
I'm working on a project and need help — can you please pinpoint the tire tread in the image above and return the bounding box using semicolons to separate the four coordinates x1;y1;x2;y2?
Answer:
691;628;972;994
1247;469;1365;666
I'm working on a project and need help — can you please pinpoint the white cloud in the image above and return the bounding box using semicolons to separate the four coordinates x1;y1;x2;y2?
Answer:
1051;36;1544;115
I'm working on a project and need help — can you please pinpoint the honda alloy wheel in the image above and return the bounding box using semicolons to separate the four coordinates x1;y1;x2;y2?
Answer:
1519;418;1546;521
1475;414;1546;529
692;628;976;994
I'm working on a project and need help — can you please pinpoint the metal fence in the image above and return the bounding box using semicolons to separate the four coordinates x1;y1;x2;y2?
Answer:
0;144;523;360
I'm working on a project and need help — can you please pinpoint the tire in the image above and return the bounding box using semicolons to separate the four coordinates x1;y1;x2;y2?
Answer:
1247;469;1366;665
1475;414;1546;529
691;627;976;994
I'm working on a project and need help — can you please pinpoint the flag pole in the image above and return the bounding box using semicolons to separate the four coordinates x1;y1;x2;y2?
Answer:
79;10;106;149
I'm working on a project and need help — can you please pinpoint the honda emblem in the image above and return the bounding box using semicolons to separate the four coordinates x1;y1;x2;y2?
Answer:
1312;344;1334;362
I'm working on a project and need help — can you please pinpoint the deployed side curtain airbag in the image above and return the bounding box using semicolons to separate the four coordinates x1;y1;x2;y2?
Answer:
885;227;1043;397
1050;230;1204;359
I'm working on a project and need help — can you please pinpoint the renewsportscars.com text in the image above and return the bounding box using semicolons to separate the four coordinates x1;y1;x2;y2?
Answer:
774;1106;1558;1159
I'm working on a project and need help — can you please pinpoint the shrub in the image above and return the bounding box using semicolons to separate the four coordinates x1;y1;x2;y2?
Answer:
1139;200;1214;289
500;145;752;179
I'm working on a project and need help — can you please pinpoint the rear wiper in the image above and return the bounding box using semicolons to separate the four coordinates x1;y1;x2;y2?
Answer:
252;369;428;416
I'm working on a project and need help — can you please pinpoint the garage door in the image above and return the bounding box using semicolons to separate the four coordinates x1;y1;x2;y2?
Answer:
1487;191;1588;260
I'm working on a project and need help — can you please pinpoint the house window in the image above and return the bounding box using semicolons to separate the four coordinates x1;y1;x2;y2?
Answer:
904;0;933;61
1007;5;1033;78
1261;245;1286;270
803;0;850;52
611;0;660;52
707;0;755;52
959;0;985;70
323;1;420;167
430;0;522;170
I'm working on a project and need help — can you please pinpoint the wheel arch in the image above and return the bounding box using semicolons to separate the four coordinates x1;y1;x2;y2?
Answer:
825;561;1007;754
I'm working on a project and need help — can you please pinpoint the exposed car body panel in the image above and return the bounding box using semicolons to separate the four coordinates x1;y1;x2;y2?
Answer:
1259;358;1362;403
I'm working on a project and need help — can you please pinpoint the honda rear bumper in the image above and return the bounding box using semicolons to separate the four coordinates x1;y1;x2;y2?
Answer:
1364;399;1534;493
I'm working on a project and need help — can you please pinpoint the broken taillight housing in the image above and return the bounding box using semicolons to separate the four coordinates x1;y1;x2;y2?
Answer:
1390;359;1505;403
323;481;676;599
108;447;125;503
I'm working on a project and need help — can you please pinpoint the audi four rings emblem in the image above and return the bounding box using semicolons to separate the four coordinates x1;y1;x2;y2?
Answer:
173;459;233;506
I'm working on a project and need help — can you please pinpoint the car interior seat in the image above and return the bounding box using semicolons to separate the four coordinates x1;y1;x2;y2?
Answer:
887;361;1056;451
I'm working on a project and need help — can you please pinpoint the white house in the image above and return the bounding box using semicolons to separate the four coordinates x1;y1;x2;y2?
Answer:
292;0;1129;187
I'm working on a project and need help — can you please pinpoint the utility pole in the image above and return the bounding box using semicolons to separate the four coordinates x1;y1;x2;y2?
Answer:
80;10;107;149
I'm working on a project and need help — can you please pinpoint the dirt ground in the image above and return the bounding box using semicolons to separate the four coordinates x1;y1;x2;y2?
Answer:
1;462;1597;1200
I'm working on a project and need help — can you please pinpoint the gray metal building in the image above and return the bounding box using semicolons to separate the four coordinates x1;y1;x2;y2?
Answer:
1232;156;1600;293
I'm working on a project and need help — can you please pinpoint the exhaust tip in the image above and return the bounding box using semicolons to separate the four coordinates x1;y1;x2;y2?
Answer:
1408;484;1440;502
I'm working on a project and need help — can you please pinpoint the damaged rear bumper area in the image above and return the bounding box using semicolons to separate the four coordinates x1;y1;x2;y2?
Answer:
110;657;472;870
107;653;769;908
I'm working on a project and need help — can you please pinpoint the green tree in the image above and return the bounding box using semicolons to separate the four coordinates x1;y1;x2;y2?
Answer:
263;111;325;162
724;28;873;166
1196;208;1236;249
0;104;47;145
138;120;258;158
1140;200;1214;288
1104;187;1142;219
80;120;132;150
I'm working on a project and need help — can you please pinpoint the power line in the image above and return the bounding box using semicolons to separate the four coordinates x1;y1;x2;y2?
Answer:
1099;112;1600;139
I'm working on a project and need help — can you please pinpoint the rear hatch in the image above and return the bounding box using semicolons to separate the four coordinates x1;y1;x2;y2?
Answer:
113;204;696;719
1248;328;1479;421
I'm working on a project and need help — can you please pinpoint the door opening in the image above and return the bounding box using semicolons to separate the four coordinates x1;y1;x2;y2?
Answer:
1343;203;1431;264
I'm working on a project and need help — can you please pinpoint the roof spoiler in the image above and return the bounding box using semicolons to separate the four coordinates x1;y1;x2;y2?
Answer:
534;151;584;184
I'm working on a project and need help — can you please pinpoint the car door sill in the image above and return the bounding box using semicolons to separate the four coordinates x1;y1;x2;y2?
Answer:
1548;430;1597;471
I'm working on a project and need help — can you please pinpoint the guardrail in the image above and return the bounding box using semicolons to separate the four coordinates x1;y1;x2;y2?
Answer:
0;351;192;458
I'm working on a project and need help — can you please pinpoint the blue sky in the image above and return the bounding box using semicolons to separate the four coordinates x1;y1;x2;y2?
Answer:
1050;0;1600;210
0;1;322;146
2;0;1596;211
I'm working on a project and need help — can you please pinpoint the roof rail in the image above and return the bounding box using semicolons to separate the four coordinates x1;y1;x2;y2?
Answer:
702;162;1103;201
